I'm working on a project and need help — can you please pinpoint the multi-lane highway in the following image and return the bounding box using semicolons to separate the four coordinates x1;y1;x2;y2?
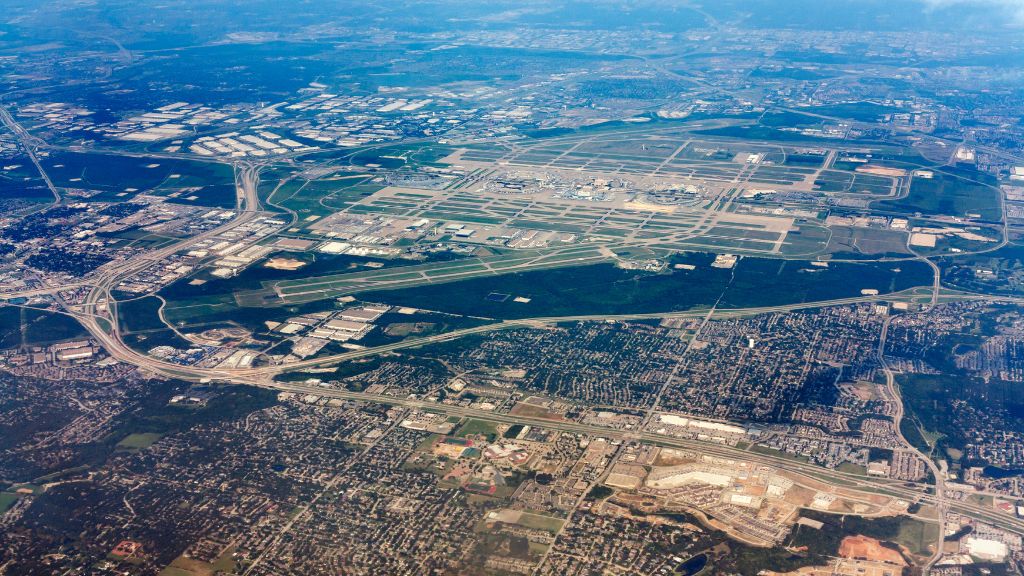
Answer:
264;381;1024;536
75;162;267;361
0;105;60;209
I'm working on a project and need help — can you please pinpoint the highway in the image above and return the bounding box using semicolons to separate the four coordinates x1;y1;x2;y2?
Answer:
2;35;1023;574
75;162;267;356
62;285;1010;385
49;246;1024;540
0;105;61;210
263;382;1024;536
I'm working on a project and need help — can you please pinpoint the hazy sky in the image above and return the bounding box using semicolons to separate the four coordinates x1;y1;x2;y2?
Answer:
921;0;1024;23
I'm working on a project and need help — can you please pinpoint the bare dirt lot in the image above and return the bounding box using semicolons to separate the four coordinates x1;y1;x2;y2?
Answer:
838;535;906;566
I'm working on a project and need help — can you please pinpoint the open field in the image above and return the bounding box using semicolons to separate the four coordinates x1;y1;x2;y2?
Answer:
0;492;22;513
158;547;237;576
42;151;237;208
876;171;1001;221
116;432;164;450
0;305;89;347
352;254;933;319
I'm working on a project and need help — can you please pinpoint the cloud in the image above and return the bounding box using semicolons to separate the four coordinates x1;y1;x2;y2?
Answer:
918;0;1024;25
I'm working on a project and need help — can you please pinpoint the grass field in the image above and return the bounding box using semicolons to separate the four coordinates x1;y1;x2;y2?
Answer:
826;226;910;257
354;254;932;320
116;296;194;352
116;432;164;450
23;309;89;345
779;224;831;256
876;171;1001;221
803;101;904;122
159;546;237;576
0;306;21;348
0;492;22;513
268;173;380;223
42;151;236;208
894;518;940;556
0;306;90;347
835;462;866;475
514;512;565;533
455;419;499;441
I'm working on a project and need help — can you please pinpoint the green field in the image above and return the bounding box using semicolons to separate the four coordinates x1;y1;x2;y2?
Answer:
895;516;941;556
835;462;867;475
0;158;53;207
267;173;380;222
0;492;22;513
454;419;499;441
803;101;904;122
116;432;164;450
159;546;237;576
513;512;565;533
354;253;933;319
116;296;193;352
826;226;910;257
42;151;237;208
0;306;22;348
876;171;1001;221
0;306;89;347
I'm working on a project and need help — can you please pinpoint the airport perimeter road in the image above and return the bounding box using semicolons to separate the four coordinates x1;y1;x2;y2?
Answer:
47;272;1024;541
209;289;1018;378
70;288;996;386
68;280;1019;388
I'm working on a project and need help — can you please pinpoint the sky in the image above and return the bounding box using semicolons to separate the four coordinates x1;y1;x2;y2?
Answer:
920;0;1024;24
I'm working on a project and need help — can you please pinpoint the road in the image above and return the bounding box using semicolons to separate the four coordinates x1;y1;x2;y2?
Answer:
62;286;1007;386
29;234;1023;539
262;381;1024;537
76;162;266;355
18;189;1017;546
0;105;61;210
878;315;948;566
